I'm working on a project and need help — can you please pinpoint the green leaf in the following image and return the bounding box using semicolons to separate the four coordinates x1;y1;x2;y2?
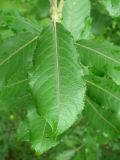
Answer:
0;33;38;84
0;9;41;39
85;75;120;113
62;0;91;40
76;40;120;85
85;97;120;142
27;108;58;154
84;75;120;139
18;101;58;154
99;0;120;17
0;72;29;110
0;33;38;108
29;22;86;136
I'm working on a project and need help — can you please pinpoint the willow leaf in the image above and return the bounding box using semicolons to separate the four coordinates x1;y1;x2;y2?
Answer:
29;23;86;136
76;40;120;85
62;0;91;40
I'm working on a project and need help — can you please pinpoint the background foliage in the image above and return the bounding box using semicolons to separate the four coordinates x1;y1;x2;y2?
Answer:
0;0;120;159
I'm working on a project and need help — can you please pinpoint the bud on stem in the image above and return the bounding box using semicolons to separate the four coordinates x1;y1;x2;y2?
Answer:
50;0;64;23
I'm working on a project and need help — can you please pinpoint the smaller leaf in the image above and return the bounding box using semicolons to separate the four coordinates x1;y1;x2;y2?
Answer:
0;9;41;38
0;33;38;111
84;96;120;142
27;108;58;154
62;0;91;40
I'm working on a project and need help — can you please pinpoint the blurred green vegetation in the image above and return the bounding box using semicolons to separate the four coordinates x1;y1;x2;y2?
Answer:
0;0;120;159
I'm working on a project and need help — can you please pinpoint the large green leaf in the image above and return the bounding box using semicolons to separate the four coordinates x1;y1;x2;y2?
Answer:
76;40;120;85
99;0;120;17
62;0;91;40
29;22;86;136
84;75;120;140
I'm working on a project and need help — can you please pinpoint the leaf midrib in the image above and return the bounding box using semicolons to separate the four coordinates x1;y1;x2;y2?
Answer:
54;22;60;132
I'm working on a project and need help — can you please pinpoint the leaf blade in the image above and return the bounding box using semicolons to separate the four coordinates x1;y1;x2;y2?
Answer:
29;23;86;136
62;0;91;40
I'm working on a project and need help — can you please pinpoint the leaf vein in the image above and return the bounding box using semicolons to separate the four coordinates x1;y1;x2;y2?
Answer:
76;43;120;65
